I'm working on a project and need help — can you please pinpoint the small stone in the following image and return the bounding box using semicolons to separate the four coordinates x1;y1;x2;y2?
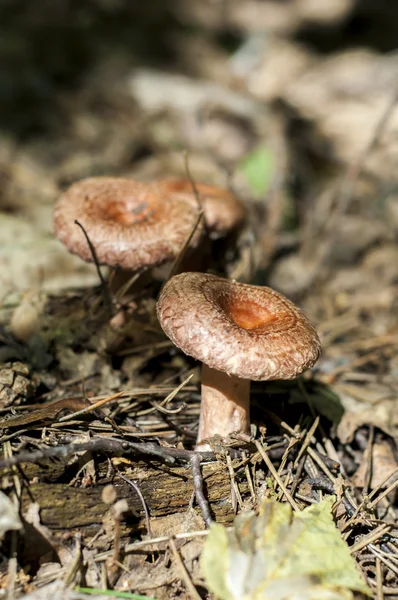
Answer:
0;361;38;408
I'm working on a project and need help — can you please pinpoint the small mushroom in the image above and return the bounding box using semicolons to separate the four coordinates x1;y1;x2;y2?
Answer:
158;178;247;275
156;272;321;450
158;178;246;239
53;177;202;291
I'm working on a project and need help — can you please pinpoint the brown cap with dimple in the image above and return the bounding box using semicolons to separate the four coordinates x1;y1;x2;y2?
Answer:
157;272;321;381
53;177;201;270
158;179;246;237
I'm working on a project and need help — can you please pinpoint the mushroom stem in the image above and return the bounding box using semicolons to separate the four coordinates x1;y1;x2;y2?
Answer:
196;364;251;450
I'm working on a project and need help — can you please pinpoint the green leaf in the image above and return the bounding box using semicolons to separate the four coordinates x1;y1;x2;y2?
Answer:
239;145;274;197
201;497;371;600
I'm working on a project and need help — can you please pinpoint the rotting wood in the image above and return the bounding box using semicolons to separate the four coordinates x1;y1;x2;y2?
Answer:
16;459;247;539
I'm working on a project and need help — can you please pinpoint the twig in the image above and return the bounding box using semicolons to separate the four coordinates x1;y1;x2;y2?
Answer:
255;440;299;511
307;446;336;482
0;437;213;469
245;463;256;503
290;455;307;498
367;479;398;511
277;436;300;476
63;537;82;586
312;447;340;473
369;584;398;596
184;150;204;214
167;152;205;280
364;426;375;497
295;493;317;505
226;453;243;512
167;211;204;279
75;587;155;600
376;557;384;600
137;374;193;416
308;476;355;516
169;536;202;600
294;416;319;466
58;391;124;422
83;384;196;401
338;475;397;545
113;268;145;300
0;433;283;470
369;545;398;578
351;524;391;554
95;530;209;561
117;472;152;538
190;453;213;528
74;220;113;313
277;437;299;502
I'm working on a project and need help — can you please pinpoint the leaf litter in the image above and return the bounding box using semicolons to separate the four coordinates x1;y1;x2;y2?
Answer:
0;2;398;599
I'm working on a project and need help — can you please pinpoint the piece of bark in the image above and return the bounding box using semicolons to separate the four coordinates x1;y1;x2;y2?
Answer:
17;458;247;544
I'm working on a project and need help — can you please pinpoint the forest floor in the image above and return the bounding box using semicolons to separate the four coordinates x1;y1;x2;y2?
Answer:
0;2;397;599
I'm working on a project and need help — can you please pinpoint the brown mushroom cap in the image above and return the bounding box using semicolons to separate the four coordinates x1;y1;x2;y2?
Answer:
157;272;321;381
158;178;246;237
53;177;201;270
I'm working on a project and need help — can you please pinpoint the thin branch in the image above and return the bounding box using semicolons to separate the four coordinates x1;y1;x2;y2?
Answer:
166;151;205;280
117;472;152;538
137;374;193;416
58;391;124;422
190;453;213;528
169;536;203;600
367;479;398;511
183;150;204;214
255;440;299;511
350;524;391;555
0;434;285;472
0;437;213;469
95;530;210;561
74;219;113;313
308;476;355;515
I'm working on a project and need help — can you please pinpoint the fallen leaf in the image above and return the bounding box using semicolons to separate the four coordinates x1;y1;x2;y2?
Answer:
336;393;398;443
201;497;371;600
353;440;398;490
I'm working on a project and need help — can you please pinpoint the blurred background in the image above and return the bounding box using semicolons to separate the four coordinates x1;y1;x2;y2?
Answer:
1;0;397;296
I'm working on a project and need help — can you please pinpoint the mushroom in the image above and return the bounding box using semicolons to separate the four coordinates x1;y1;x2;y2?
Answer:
158;178;246;238
158;178;247;275
156;272;321;450
53;177;202;293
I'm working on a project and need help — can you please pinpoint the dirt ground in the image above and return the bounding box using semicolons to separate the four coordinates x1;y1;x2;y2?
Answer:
0;2;398;599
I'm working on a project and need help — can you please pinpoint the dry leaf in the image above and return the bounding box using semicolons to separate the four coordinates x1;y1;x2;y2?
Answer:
201;497;371;600
353;440;398;489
